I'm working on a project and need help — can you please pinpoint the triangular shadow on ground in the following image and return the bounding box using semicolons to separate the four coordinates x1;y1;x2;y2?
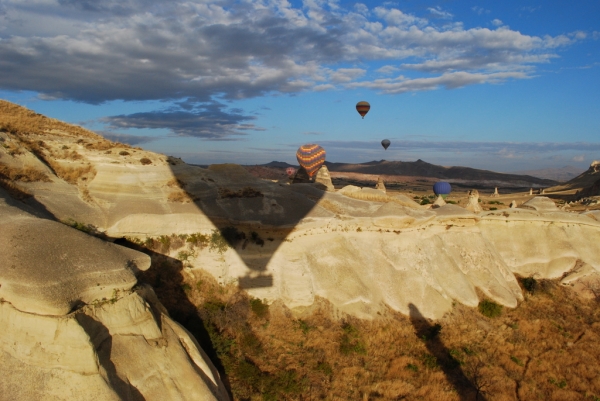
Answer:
168;163;326;290
409;303;488;401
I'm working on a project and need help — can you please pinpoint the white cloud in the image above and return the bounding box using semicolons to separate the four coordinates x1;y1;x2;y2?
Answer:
0;0;583;137
573;155;585;162
348;71;528;94
329;68;366;83
428;6;452;20
491;19;503;27
376;65;400;74
471;6;490;15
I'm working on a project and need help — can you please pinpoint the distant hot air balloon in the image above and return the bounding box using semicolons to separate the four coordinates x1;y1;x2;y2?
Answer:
356;101;370;119
433;181;452;199
381;139;390;150
286;167;296;177
296;144;326;178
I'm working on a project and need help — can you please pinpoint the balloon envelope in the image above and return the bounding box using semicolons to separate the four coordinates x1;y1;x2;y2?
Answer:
433;182;452;197
296;144;326;178
286;167;296;176
381;139;390;150
356;101;370;119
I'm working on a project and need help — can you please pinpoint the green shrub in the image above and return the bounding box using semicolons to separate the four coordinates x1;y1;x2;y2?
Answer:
339;322;366;355
250;298;269;319
478;299;502;318
422;354;438;369
209;229;229;254
406;363;419;372
521;276;537;293
420;198;431;205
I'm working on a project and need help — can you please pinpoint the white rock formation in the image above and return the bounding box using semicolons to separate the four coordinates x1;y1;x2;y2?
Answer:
375;176;386;193
491;187;499;197
0;193;229;401
465;190;482;213
510;200;518;208
520;196;558;212
314;165;335;191
432;195;446;208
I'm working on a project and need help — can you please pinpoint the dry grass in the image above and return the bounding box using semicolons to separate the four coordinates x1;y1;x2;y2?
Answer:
51;163;96;185
0;179;32;200
132;245;600;401
0;162;51;182
168;189;198;203
0;100;100;140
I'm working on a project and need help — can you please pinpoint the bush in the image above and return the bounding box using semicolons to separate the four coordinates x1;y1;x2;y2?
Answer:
521;276;537;293
140;157;152;165
420;198;431;205
119;150;130;156
478;299;502;318
250;298;269;319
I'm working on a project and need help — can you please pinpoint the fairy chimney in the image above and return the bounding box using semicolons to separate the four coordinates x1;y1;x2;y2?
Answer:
375;177;386;193
465;190;482;213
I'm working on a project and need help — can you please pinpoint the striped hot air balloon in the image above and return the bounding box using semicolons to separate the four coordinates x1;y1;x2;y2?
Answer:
296;144;326;178
356;101;370;119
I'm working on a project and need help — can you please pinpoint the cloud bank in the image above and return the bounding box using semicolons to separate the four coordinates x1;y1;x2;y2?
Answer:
0;0;583;138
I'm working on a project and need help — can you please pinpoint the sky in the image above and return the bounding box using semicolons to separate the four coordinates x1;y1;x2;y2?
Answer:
1;0;599;172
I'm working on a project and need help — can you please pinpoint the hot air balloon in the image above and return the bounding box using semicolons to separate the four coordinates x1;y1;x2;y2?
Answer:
356;101;370;119
433;181;452;199
286;167;296;177
296;144;326;178
381;139;390;150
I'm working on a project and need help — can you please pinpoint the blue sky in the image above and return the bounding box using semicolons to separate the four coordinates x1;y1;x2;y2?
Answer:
1;0;599;172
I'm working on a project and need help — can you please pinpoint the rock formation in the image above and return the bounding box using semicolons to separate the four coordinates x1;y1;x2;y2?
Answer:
464;190;482;213
529;188;533;195
375;176;386;193
291;166;311;183
491;187;499;197
432;194;446;208
510;200;518;208
520;196;558;212
314;165;335;191
0;192;229;400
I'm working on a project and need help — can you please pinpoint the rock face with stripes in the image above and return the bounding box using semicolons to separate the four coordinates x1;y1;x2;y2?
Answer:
296;144;326;178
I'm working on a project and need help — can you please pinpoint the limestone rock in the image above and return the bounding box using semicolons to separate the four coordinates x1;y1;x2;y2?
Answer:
0;286;229;401
314;165;335;191
291;166;311;183
529;188;533;195
520;196;558;212
465;190;482;213
0;210;150;316
375;176;386;193
432;195;446;208
510;200;517;208
491;187;499;197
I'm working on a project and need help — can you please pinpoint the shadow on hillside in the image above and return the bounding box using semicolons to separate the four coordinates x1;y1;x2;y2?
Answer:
77;314;146;401
113;238;234;399
409;304;487;401
168;163;325;290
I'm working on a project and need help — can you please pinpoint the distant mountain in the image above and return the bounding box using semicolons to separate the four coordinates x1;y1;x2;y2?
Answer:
547;162;600;192
262;161;296;168
512;166;584;182
322;159;558;187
